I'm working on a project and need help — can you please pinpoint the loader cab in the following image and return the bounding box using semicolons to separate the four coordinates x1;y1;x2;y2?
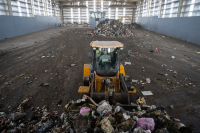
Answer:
90;41;123;77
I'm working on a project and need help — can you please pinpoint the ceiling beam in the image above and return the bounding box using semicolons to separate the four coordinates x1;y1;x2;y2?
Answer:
62;5;87;8
56;0;137;3
109;4;136;8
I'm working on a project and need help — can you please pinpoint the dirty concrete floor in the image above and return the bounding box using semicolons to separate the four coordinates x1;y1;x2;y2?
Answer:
0;26;200;131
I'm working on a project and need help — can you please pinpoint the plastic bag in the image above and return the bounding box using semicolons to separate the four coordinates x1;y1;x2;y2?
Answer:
80;107;91;114
97;101;112;114
80;107;91;117
122;112;130;121
146;78;151;83
136;118;155;131
114;106;121;113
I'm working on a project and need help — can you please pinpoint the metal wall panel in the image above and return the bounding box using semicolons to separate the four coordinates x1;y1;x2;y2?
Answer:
0;15;61;40
138;16;200;45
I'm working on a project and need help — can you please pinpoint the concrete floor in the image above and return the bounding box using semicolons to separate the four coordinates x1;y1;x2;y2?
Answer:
0;25;200;131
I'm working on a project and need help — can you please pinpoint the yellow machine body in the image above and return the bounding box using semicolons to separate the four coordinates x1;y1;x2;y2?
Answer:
83;64;91;81
79;64;135;94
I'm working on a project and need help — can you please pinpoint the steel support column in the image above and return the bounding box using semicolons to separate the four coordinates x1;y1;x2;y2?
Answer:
139;2;142;17
177;0;183;17
53;6;56;16
6;0;13;15
80;8;82;24
44;0;47;16
30;0;34;17
132;8;135;23
147;0;150;16
60;7;64;23
158;0;163;18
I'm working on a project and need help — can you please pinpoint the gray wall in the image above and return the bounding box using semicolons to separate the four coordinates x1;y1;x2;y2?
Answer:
0;15;61;40
137;16;200;45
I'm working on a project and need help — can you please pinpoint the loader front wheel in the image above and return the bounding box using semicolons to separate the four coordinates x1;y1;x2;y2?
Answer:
130;94;135;103
84;81;89;86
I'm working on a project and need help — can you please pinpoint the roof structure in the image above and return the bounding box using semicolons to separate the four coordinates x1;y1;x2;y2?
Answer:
90;41;123;48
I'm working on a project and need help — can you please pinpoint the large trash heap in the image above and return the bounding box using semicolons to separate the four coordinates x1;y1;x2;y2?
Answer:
0;95;193;133
90;19;140;38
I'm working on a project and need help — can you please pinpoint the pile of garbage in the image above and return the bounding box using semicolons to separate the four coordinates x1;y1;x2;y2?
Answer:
0;95;193;132
89;19;140;38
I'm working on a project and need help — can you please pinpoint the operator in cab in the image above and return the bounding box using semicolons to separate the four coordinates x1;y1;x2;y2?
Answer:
99;51;111;63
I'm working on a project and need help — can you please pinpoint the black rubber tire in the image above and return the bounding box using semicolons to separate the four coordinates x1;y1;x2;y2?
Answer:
84;81;89;86
79;93;83;99
130;94;135;103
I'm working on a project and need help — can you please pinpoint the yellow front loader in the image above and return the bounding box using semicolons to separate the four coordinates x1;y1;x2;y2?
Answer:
78;41;136;105
119;16;133;23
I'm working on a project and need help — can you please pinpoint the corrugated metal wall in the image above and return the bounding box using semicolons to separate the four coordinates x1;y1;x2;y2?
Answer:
0;15;61;40
138;16;200;45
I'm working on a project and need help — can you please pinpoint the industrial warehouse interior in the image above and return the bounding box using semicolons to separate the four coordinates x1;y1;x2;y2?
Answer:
0;0;200;132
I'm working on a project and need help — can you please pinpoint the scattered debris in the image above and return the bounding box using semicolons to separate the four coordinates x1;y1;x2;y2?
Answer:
71;64;75;67
146;78;151;83
11;112;26;121
170;105;174;110
39;83;50;86
136;97;146;104
132;79;138;83
125;62;131;65
0;94;193;132
141;91;153;96
171;56;175;59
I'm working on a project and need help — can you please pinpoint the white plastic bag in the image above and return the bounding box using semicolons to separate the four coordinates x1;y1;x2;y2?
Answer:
97;101;112;114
